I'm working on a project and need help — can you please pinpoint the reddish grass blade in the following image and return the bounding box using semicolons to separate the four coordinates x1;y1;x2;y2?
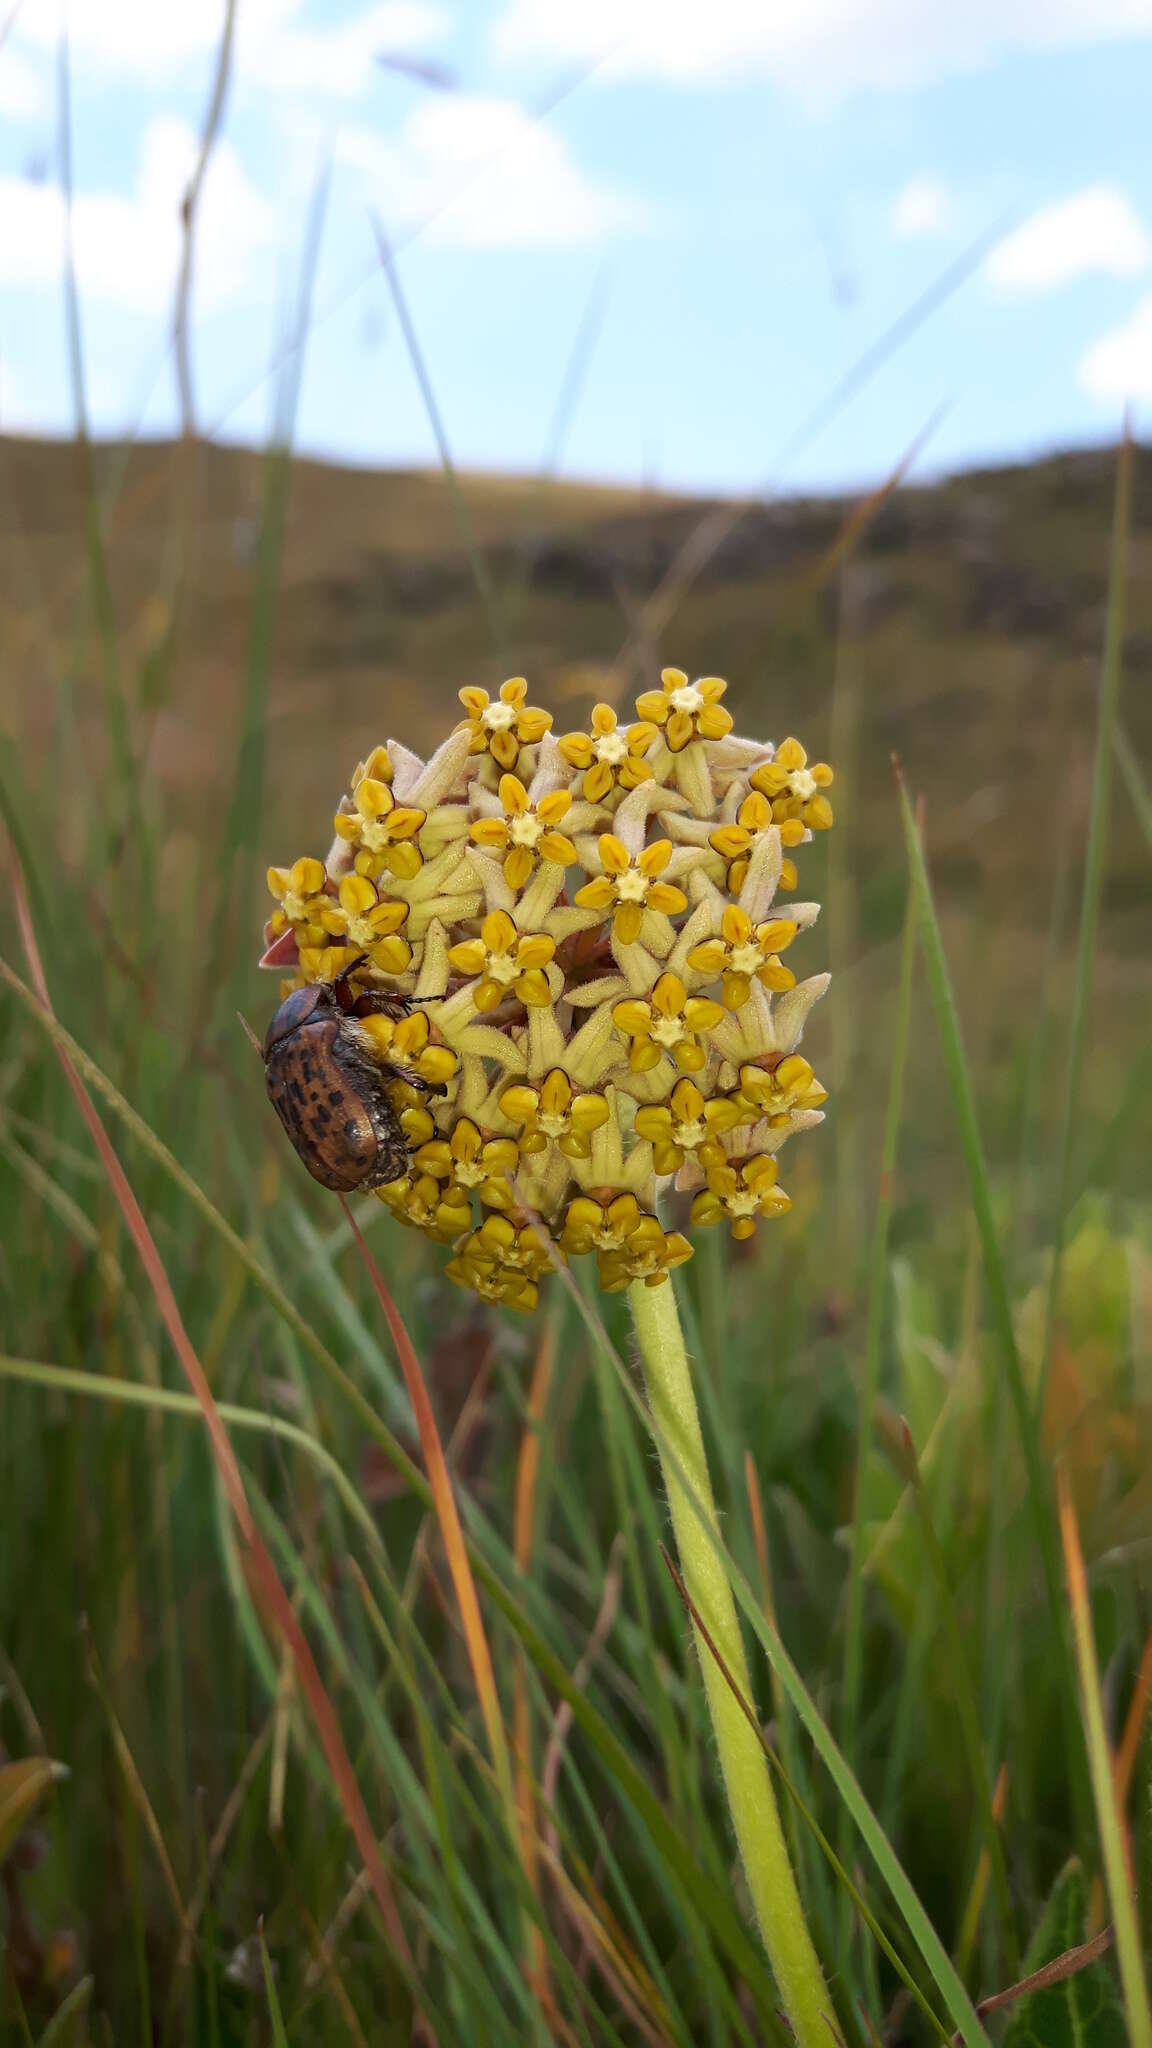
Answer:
341;1203;515;1819
8;864;423;2016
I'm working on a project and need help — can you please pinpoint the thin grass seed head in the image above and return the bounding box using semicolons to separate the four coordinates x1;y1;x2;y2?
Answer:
260;669;832;1308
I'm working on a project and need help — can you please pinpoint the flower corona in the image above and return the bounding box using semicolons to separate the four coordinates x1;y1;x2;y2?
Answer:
261;671;832;1309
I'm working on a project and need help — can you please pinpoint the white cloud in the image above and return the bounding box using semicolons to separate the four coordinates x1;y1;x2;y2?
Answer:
987;186;1149;291
11;0;447;99
892;177;947;239
493;0;1152;101
338;94;645;249
1080;293;1152;400
0;46;45;116
0;116;277;313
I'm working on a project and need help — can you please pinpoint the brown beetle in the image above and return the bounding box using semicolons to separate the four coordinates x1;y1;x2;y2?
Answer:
263;963;435;1194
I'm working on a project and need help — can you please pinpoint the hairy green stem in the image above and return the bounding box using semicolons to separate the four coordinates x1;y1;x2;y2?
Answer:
629;1277;833;2047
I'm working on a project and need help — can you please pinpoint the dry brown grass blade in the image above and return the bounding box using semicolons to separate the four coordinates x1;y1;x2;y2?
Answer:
538;1842;677;2048
7;862;423;2015
799;404;948;599
177;1720;274;1970
606;220;1005;681
948;1924;1114;2042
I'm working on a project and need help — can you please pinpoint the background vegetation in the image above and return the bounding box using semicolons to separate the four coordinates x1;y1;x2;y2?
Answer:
1;363;1151;2041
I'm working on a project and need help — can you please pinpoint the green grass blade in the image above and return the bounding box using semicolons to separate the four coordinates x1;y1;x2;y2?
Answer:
898;1421;1017;1974
259;1925;289;2048
895;771;1090;1836
1037;429;1133;1417
1114;722;1152;853
838;867;916;1964
1058;1472;1152;2046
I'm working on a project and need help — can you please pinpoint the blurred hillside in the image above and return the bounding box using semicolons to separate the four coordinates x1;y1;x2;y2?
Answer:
1;432;1150;1193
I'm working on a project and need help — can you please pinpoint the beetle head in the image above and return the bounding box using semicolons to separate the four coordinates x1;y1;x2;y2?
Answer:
263;982;332;1058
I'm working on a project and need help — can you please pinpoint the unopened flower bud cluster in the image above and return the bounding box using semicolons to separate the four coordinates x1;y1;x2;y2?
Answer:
263;671;833;1311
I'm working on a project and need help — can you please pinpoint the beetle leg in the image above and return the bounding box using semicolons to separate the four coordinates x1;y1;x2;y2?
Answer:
332;953;371;1014
387;1062;448;1099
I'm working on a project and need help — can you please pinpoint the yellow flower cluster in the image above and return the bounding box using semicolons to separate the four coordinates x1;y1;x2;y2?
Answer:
262;670;832;1310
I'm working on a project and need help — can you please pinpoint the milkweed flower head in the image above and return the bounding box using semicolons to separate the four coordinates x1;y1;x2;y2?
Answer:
261;670;833;1310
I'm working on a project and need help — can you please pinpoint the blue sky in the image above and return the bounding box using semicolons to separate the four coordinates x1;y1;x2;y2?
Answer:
1;0;1151;495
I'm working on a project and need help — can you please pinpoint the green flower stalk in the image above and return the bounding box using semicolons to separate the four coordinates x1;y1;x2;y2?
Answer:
630;1274;833;2045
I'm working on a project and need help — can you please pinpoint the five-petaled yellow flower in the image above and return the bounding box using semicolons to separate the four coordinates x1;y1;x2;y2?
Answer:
612;974;725;1074
687;906;799;1009
498;1070;611;1158
468;774;577;890
322;875;412;976
447;910;556;1010
558;703;657;802
634;668;734;754
634;1079;742;1175
751;738;834;831
574;834;687;944
457;677;552;770
691;1155;792;1240
709;797;805;898
332;748;427;881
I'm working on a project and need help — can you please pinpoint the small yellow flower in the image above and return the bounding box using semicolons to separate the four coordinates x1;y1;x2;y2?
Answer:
378;1170;471;1242
634;668;733;754
598;1221;693;1292
612;973;724;1074
446;1214;558;1310
470;1212;558;1277
413;1116;520;1210
323;875;413;976
633;1079;742;1175
708;795;806;897
354;1008;460;1090
499;1069;611;1158
687;906;798;1009
561;1194;692;1288
457;677;552;771
332;749;427;881
266;857;331;945
732;1055;828;1126
447;910;556;1010
469;773;577;890
574;835;687;944
445;1248;539;1313
690;1154;792;1240
560;1190;644;1256
558;703;657;802
751;739;834;831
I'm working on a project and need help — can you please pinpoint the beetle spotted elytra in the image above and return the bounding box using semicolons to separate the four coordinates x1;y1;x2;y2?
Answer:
263;961;440;1194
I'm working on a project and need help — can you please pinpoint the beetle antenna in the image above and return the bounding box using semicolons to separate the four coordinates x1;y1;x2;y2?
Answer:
237;1012;264;1058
